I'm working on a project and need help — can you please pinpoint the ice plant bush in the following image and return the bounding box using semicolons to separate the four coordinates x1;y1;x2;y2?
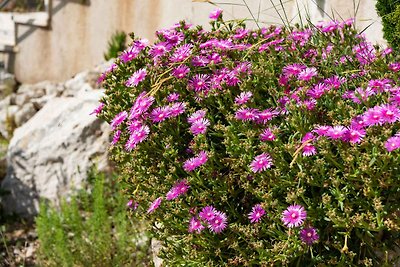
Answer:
97;10;400;266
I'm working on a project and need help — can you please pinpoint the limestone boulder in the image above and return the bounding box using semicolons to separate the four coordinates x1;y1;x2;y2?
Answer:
1;91;111;217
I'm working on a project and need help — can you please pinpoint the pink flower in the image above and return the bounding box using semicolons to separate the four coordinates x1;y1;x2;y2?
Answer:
190;118;210;135
235;91;253;105
313;125;331;136
89;102;105;116
282;63;306;77
119;46;140;63
147;197;162;214
169;102;186;117
166;180;190;200
110;111;128;129
281;205;307;228
208;211;227;233
389;62;400;72
250;153;273;173
111;130;121;145
260;128;276;141
125;125;150;151
172;65;190;79
125;68;147;87
188;217;205;233
199;206;217;222
167;92;180;102
183;151;208;172
209;8;223;20
188;110;206;124
379;104;400;124
129;92;155;120
128;120;143;133
297;67;318;81
149;42;172;58
344;128;365;144
326;125;347;140
385;136;400;152
248;204;266;223
150;106;171;123
235;108;259;121
302;144;317;156
188;74;210;92
170;44;193;62
363;106;384;126
257;108;279;124
300;227;319;245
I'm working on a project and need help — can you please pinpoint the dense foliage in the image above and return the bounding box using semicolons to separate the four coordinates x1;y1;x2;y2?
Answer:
97;10;400;266
376;0;400;50
36;171;151;267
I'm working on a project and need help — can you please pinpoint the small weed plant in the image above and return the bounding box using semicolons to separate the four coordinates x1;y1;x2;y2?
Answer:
36;171;151;267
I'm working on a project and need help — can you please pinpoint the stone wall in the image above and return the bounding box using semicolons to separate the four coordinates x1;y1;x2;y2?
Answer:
8;0;384;83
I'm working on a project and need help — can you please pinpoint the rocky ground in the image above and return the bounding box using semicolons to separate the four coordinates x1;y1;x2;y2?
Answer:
0;219;38;267
0;62;112;266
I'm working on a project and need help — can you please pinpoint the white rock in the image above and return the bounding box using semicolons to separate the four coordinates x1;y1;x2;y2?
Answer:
14;102;37;127
1;91;111;217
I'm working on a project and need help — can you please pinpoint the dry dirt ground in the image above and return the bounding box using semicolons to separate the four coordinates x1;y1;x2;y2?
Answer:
0;219;38;267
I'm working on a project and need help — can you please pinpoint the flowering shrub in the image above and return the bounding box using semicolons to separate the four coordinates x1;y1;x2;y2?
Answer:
97;9;400;265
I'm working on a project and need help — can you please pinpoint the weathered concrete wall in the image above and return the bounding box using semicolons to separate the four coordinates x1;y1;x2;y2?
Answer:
12;0;384;83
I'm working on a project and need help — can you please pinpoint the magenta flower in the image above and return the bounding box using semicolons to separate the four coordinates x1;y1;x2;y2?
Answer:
326;125;347;140
190;118;210;135
172;65;190;79
260;128;276;141
170;44;193;62
125;125;150;151
282;63;306;77
389;62;400;72
209;8;223;20
313;125;331;136
169;102;186;117
235;91;253;105
344;128;366;144
281;205;307;228
110;111;128;129
183;151;208;172
257;108;279;124
126;199;138;210
188;110;206;124
248;204;266;223
130;125;150;144
147;197;162;214
149;42;171;58
128;120;143;133
125;68;147;87
250;153;273;173
300;227;319;245
199;206;217;222
129;92;155;120
297;67;318;81
111;130;121;145
150;106;171;123
188;74;210;92
302;144;317;156
119;46;140;63
235;108;259;121
166;180;190;200
89;102;105;116
167;92;180;102
208;211;227;233
385;136;400;152
379;104;400;124
188;217;205;233
363;106;384;126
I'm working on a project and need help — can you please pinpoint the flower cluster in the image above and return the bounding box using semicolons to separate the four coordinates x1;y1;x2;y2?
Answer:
98;8;400;266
